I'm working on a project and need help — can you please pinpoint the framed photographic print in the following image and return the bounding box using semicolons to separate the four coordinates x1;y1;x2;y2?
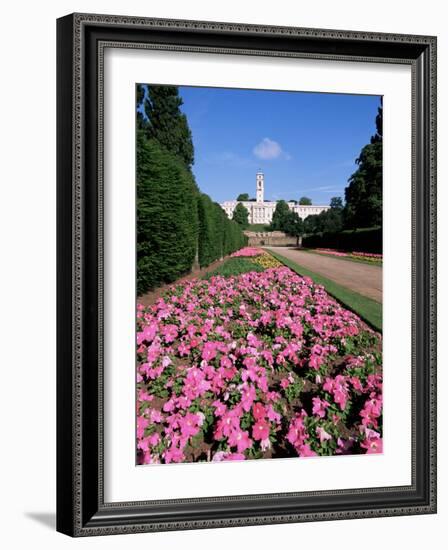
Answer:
56;13;437;536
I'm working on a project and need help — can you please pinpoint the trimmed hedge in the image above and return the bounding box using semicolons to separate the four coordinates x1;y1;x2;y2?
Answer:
198;194;223;267
137;134;199;294
302;227;382;254
137;132;247;295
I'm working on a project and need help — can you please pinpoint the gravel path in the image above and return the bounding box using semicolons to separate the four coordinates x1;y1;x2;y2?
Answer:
266;247;382;303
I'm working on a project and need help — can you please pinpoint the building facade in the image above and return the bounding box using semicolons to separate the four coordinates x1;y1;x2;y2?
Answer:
220;171;330;225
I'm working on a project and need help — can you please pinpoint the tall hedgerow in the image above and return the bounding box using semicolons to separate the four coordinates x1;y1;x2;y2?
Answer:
198;194;224;267
137;131;199;294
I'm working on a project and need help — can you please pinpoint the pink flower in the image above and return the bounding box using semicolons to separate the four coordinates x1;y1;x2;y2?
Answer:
365;438;383;454
137;322;157;345
312;397;330;419
252;402;266;420
136;264;382;464
298;444;317;457
316;426;332;443
149;409;163;423
137;416;149;439
228;429;252;453
212;400;227;417
163;446;185;464
161;324;178;343
178;412;201;438
215;407;241;439
240;384;256;412
202;341;218;361
252;420;270;441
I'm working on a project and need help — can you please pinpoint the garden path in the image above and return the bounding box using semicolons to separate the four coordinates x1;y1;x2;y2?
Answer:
266;247;382;303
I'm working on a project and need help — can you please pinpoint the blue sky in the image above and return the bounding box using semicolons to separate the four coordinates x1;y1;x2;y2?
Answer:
176;86;381;205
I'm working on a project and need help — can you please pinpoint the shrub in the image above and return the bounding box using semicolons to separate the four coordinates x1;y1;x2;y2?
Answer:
302;227;382;254
137;133;199;294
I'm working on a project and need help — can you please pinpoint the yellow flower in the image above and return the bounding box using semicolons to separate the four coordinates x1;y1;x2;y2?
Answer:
251;252;283;269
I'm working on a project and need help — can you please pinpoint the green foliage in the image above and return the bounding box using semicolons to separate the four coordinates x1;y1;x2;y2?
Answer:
270;200;303;237
283;211;304;237
344;103;383;229
302;198;344;235
270;200;290;230
140;85;194;168
237;193;250;201
302;227;382;254
222;217;248;256
232;202;250;229
203;258;265;279
299;196;312;205
198;194;225;267
136;133;199;294
330;196;343;209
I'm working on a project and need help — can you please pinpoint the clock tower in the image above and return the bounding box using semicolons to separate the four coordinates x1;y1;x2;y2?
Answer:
256;170;264;203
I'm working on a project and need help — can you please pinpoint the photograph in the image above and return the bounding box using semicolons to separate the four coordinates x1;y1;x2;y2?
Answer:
135;84;383;465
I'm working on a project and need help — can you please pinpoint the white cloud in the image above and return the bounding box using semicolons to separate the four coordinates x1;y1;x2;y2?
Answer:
253;138;290;160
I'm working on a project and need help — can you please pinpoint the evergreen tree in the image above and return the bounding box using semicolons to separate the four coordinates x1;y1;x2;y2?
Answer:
232;203;249;228
330;196;343;209
270;200;291;230
283;211;304;237
140;85;194;168
299;196;312;205
344;102;383;229
237;193;250;201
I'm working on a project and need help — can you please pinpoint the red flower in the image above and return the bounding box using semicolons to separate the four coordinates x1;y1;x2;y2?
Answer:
252;420;270;441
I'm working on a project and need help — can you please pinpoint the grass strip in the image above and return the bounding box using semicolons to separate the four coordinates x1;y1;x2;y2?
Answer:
202;257;265;279
268;249;382;332
300;248;382;267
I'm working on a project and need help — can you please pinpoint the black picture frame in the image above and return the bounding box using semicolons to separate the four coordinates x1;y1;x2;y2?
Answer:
57;13;437;537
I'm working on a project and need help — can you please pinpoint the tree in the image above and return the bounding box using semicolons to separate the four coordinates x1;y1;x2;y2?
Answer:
319;208;343;233
139;85;194;168
283;211;304;238
303;214;321;235
344;102;383;229
232;203;249;229
299;197;312;205
237;193;250;201
270;200;291;231
330;196;343;209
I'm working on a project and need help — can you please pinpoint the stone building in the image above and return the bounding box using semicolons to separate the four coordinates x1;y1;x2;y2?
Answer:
220;171;330;225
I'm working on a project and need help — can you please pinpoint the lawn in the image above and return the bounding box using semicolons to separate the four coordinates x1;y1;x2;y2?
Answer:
202;257;265;279
268;249;382;332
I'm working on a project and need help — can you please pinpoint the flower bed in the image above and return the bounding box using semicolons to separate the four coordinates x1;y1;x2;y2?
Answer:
312;248;382;263
136;266;382;464
351;251;383;261
315;248;349;257
230;247;263;258
251;252;284;269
